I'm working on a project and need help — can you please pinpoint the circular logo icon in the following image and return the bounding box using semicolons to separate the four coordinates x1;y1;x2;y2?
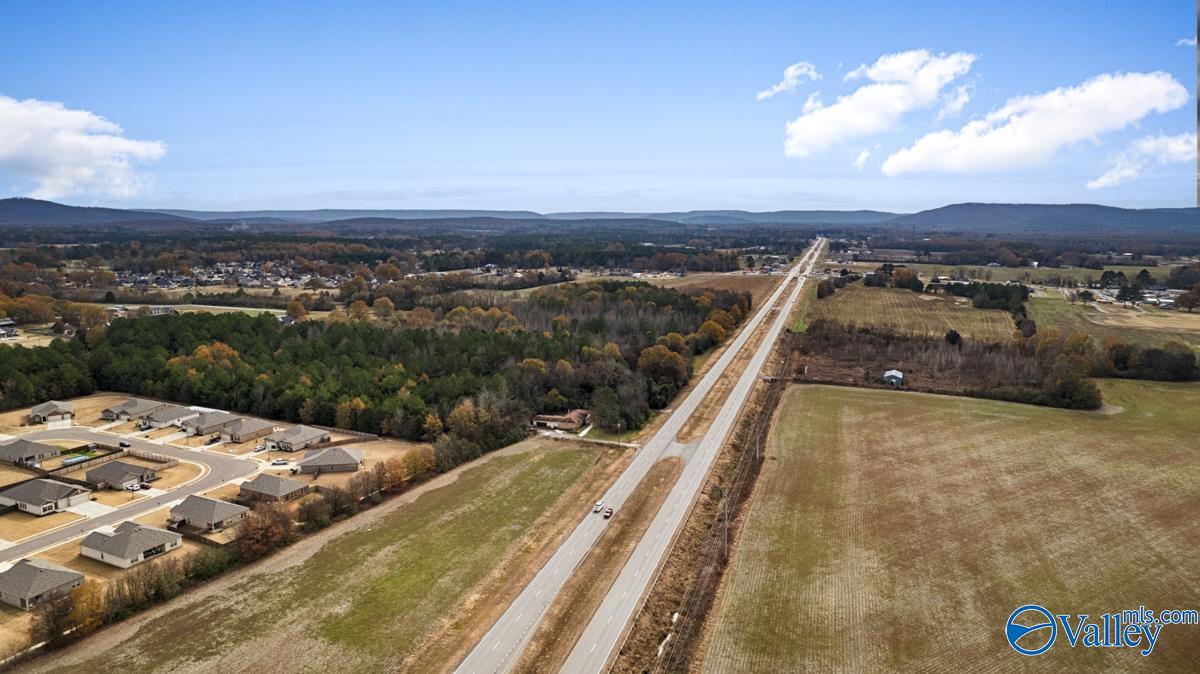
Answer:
1006;604;1056;656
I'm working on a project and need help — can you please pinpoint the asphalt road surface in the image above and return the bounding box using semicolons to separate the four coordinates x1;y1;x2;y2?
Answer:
456;239;824;674
0;427;257;562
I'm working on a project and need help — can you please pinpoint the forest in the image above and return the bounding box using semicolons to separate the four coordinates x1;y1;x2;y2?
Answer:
0;280;751;469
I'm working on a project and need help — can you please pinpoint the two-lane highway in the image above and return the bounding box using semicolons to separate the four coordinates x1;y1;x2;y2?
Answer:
0;427;257;562
456;238;824;674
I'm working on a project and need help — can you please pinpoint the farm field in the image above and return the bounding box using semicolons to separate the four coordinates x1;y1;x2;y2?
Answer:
647;271;785;307
702;382;1200;673
1028;295;1200;349
29;438;627;674
808;283;1016;342
825;260;1181;285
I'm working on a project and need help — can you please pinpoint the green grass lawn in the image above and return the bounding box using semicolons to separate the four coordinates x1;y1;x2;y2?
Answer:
42;443;600;673
704;381;1200;673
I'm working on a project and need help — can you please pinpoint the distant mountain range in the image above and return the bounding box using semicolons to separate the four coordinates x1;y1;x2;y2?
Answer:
0;197;1196;232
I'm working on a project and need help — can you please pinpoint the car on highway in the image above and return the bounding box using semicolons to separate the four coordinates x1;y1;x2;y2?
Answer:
270;458;289;466
593;500;604;513
603;507;614;519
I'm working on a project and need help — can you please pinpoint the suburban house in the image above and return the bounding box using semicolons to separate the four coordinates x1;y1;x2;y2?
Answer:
238;473;310;502
266;425;331;452
532;409;590;431
101;398;169;421
296;446;363;475
85;460;157;490
168;495;249;531
29;401;74;424
0;318;17;340
0;439;61;467
148;305;177;316
0;558;84;610
137;404;200;430
222;417;276;444
80;522;182;568
0;479;91;516
181;411;240;436
883;369;905;387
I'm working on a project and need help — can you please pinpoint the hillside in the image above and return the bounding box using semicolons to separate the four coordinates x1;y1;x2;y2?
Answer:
886;202;1200;232
0;198;195;226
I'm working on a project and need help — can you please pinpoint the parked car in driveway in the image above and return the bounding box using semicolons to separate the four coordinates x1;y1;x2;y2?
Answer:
125;483;140;492
204;436;221;445
270;458;289;466
139;482;152;490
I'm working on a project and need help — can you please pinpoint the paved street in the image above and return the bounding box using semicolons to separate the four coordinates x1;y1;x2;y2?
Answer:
455;239;824;674
0;427;257;562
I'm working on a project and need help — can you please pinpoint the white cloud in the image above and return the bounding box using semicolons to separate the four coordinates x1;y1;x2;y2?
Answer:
854;149;870;170
0;95;166;199
757;61;821;101
1177;37;1197;47
882;71;1189;176
935;83;973;121
1087;132;1196;189
783;49;976;158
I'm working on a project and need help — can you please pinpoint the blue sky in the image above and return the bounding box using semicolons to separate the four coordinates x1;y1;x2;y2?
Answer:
0;0;1195;212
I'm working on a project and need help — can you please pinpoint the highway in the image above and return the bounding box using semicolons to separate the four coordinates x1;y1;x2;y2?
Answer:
456;238;824;674
0;427;257;562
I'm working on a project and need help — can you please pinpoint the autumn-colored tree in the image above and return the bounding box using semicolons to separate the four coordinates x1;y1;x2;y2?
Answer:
68;580;106;638
373;296;395;319
286;300;307;319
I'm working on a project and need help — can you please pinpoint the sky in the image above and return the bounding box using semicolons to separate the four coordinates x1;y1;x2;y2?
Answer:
0;0;1196;213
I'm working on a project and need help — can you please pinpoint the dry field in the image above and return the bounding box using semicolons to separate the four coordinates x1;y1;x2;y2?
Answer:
0;510;83;542
1028;295;1200;349
0;464;36;489
28;438;630;674
702;382;1200;672
647;272;785;307
810;283;1017;343
825;259;1183;286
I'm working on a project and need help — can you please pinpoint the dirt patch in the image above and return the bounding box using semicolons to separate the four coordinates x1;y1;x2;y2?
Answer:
0;464;36;489
514;457;683;674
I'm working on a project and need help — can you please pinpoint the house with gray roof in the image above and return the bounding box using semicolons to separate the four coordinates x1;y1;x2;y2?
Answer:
266;425;331;452
29;401;74;424
81;522;182;568
222;417;276;444
168;495;249;531
85;460;157;490
181;411;240;436
137;404;200;429
296;446;363;475
238;474;310;502
0;558;84;609
101;398;169;421
0;439;61;467
0;479;91;516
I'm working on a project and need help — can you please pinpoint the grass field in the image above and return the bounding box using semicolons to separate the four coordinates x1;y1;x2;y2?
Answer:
1028;295;1200;349
32;440;613;673
646;272;785;307
809;283;1016;342
702;382;1200;673
825;260;1181;286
